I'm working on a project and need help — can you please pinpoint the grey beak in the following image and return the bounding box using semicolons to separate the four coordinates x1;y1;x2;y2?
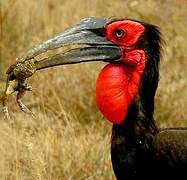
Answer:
16;17;121;70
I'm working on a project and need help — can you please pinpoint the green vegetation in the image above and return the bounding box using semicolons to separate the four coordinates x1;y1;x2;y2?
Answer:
0;0;187;179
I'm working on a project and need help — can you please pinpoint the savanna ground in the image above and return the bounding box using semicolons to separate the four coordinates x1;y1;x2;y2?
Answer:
0;0;187;179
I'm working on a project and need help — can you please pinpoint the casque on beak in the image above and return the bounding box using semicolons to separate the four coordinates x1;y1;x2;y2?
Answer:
17;17;121;70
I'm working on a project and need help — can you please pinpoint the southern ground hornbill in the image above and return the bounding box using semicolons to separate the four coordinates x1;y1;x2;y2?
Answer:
3;18;187;179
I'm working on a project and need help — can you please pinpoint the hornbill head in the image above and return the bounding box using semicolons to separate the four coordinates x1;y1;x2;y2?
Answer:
15;17;162;124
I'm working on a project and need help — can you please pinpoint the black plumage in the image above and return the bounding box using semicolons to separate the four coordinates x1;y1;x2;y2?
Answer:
111;21;187;179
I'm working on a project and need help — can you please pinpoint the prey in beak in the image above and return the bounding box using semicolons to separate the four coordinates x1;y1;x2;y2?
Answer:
2;17;121;119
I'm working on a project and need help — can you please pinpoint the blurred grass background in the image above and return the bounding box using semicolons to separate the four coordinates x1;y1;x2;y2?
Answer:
0;0;187;179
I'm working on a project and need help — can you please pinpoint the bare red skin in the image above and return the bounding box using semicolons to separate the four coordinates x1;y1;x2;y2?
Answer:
95;20;146;124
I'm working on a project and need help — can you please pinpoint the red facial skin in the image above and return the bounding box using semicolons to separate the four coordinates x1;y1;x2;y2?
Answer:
95;20;146;124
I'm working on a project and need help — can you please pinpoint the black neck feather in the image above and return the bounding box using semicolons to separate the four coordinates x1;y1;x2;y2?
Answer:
112;23;162;147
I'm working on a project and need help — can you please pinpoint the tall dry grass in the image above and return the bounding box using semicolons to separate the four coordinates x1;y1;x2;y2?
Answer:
0;0;187;179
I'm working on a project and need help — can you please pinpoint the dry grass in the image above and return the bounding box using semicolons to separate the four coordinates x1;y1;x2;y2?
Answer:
0;0;187;179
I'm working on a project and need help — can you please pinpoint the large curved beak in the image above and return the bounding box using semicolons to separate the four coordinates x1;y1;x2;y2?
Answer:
17;17;121;70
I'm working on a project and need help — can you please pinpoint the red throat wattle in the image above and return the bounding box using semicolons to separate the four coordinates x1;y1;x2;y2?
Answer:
95;50;146;124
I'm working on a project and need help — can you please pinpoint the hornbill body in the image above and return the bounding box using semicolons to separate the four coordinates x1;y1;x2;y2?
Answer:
4;18;187;179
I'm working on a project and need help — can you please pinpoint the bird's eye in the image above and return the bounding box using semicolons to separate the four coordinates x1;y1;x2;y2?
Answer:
113;29;125;39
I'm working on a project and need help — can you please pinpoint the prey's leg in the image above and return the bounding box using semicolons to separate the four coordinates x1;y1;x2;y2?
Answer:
16;81;35;118
2;95;11;120
2;78;18;120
